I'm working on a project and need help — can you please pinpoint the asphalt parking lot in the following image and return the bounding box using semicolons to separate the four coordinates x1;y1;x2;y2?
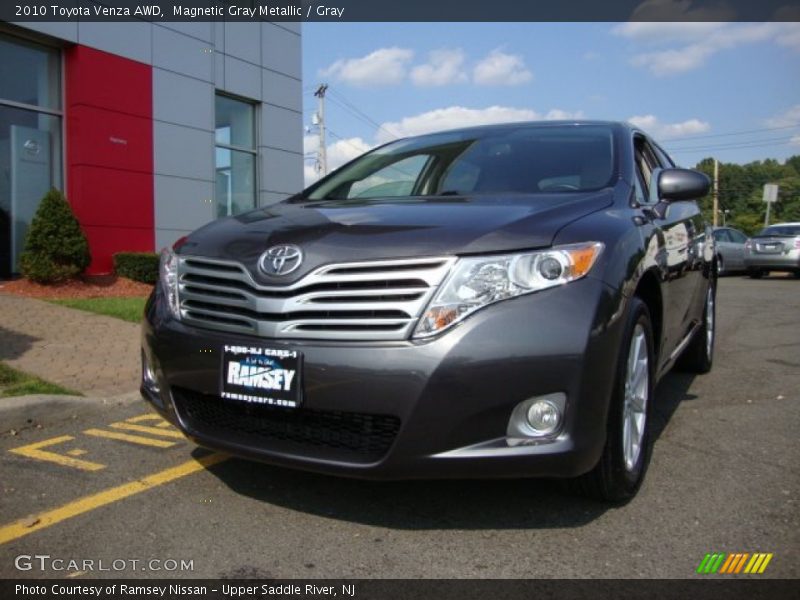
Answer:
0;276;798;579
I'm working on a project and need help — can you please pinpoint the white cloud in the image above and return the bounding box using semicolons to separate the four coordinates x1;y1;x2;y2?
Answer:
631;43;717;76
410;49;468;86
616;22;800;76
304;134;373;185
765;104;800;128
627;115;711;139
544;109;586;120
321;47;414;86
472;50;533;86
790;135;800;146
374;105;584;144
375;106;538;144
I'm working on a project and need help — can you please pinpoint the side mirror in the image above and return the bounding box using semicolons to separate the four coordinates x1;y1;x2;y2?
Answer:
651;168;711;202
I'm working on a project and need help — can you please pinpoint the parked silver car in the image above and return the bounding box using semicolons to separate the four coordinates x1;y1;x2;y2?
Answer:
712;227;749;275
744;222;800;278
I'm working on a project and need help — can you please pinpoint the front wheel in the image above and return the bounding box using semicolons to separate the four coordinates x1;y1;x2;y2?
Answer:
569;298;655;503
716;255;725;276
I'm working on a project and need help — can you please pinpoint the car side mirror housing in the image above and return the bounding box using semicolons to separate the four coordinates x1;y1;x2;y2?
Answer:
651;168;711;203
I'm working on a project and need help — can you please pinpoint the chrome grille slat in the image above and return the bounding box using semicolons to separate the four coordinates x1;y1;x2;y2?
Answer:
177;255;455;341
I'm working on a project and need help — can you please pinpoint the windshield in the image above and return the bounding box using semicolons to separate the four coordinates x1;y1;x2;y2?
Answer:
303;125;616;202
758;225;800;236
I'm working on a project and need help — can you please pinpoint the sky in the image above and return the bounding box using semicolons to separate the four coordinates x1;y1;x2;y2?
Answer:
300;21;800;184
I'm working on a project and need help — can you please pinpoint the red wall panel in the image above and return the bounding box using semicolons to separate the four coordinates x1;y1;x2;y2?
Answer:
65;45;153;274
82;226;154;274
68;166;154;229
66;106;153;173
65;45;151;118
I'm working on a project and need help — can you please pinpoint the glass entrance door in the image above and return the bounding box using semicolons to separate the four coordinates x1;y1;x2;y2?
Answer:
0;34;62;278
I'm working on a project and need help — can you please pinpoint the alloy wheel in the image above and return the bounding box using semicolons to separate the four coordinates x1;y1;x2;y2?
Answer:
705;287;715;359
623;324;649;472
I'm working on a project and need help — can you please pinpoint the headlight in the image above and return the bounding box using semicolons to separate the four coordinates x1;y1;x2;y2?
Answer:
159;247;180;319
413;242;603;338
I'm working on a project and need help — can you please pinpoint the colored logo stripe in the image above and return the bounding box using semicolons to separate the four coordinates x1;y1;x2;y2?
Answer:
697;552;773;574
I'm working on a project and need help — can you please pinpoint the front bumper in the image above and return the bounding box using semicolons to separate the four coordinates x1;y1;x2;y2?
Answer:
141;277;625;480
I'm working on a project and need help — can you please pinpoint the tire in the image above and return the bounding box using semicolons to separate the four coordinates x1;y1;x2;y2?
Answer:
748;269;764;279
677;280;715;374
716;255;725;276
568;297;655;503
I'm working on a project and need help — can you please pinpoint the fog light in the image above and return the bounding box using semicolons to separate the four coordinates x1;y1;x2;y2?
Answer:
526;400;561;434
507;392;566;440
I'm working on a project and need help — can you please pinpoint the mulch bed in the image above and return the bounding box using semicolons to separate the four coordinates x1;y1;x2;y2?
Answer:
0;275;154;299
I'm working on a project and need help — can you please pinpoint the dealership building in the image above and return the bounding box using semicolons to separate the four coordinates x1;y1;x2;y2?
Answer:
0;18;303;277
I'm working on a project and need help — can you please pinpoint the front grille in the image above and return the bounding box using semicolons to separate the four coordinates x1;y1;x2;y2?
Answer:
177;255;455;341
172;387;401;463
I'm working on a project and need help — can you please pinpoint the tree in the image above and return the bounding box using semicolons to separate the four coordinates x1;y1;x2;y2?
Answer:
19;188;91;283
693;155;800;235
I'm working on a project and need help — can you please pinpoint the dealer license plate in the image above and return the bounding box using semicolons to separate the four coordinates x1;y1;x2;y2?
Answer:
221;345;302;408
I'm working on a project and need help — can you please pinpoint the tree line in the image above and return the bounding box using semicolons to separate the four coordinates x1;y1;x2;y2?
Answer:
694;155;800;235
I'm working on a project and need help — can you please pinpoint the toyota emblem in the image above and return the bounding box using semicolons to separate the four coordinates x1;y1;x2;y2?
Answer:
258;245;303;276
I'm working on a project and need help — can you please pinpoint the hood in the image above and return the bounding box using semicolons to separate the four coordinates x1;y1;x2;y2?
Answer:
179;191;613;284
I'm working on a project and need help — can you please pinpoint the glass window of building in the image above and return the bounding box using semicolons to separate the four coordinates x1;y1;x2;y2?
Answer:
0;33;62;278
215;95;257;218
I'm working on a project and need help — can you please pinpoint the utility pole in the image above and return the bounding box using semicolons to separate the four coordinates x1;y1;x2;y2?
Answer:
712;158;719;227
314;84;328;177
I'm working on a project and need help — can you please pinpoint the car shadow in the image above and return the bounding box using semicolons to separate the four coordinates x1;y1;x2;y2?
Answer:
0;325;40;362
651;370;698;442
202;370;699;530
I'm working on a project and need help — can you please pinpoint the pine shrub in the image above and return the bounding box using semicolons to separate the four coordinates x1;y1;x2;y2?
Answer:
19;188;91;283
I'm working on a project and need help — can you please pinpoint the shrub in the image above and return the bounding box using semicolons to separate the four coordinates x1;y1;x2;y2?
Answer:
113;252;160;284
19;188;91;283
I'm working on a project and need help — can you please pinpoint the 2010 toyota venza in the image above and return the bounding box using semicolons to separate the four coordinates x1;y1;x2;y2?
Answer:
141;121;715;502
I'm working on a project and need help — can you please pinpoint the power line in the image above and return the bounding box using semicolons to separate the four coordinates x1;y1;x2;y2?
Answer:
326;128;369;155
667;135;798;152
326;88;401;141
663;123;800;142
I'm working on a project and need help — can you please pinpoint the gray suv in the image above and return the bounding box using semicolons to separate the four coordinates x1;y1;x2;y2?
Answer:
141;121;715;502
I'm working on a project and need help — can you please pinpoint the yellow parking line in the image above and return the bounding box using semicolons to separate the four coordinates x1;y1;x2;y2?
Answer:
9;436;105;471
0;453;229;545
83;429;176;448
126;413;165;424
110;422;184;439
